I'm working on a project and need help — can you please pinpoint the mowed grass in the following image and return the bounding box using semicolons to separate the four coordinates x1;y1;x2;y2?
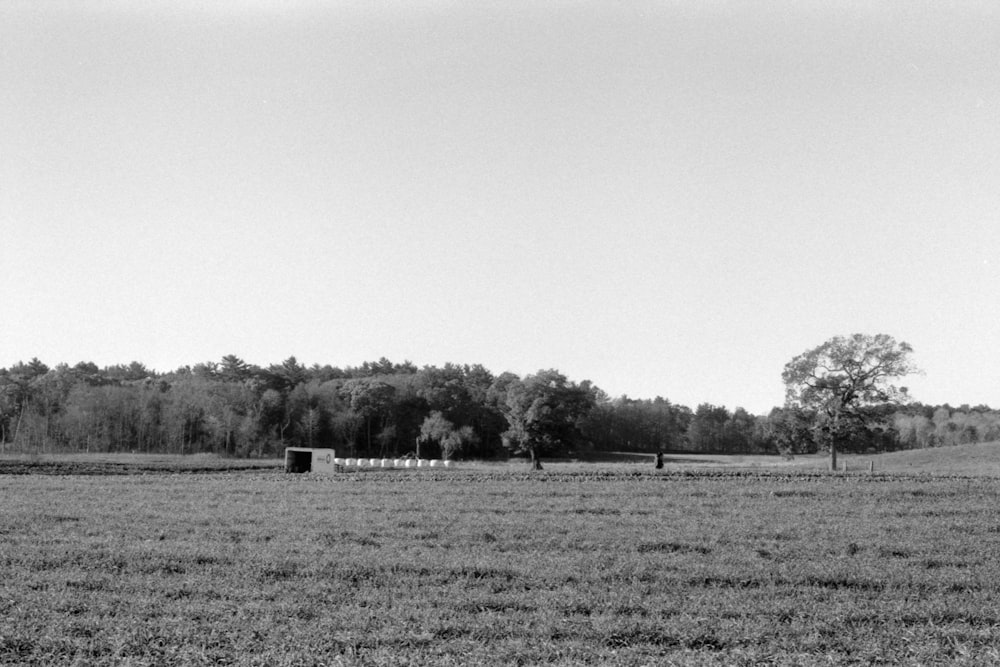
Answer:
4;466;1000;664
850;441;1000;476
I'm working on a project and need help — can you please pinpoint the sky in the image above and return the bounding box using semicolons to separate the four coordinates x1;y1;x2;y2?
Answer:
2;1;998;415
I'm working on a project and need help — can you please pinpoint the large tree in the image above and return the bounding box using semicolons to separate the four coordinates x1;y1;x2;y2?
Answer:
782;333;919;470
494;370;596;470
417;410;477;460
687;403;731;452
339;378;396;457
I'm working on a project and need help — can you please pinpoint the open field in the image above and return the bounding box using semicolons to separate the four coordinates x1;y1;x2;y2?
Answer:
5;439;1000;477
4;452;1000;665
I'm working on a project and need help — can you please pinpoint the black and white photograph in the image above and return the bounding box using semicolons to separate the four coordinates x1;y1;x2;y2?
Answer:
3;1;999;663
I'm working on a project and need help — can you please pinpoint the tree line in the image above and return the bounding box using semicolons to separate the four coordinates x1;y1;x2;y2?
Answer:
1;354;996;461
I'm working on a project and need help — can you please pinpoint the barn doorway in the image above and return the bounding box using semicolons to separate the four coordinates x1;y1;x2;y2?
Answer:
284;448;312;473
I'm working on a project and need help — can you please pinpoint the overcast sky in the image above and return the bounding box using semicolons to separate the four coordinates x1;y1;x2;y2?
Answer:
3;1;998;414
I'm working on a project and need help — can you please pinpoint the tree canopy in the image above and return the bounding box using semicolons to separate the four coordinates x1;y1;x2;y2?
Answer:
494;370;597;469
783;333;919;469
4;347;994;464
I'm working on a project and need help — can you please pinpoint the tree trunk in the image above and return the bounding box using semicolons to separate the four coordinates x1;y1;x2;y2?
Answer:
529;448;543;471
829;409;840;472
366;417;372;457
12;403;26;449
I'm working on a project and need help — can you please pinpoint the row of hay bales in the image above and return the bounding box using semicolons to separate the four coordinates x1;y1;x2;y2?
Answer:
336;458;453;469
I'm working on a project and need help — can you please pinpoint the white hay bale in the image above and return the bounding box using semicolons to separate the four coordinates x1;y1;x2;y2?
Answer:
369;458;379;467
334;458;344;465
429;459;440;467
443;460;453;468
380;458;391;468
345;458;356;467
404;459;414;468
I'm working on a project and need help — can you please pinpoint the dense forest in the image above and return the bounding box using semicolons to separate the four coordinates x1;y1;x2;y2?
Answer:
1;356;997;460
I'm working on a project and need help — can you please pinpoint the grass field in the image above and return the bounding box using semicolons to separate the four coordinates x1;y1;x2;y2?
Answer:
3;448;1000;665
